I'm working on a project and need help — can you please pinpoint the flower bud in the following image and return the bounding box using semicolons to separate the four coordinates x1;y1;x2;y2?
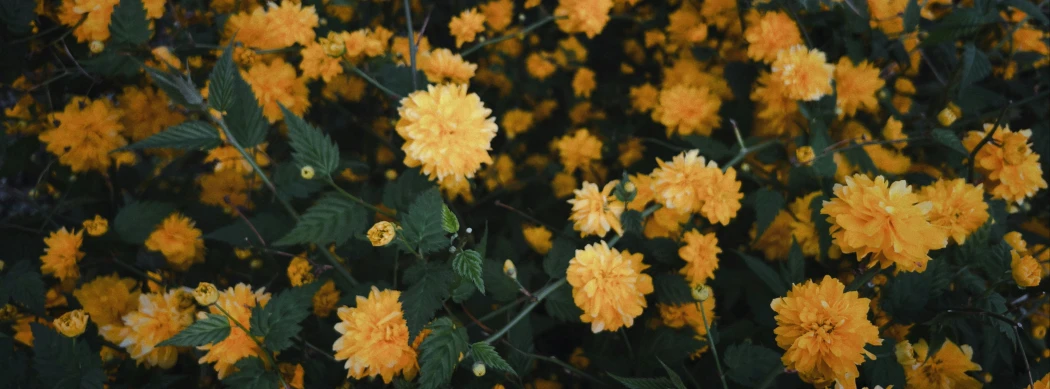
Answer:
89;40;104;54
691;284;711;302
54;310;89;337
367;221;397;247
194;282;219;306
385;169;398;180
472;362;486;377
320;32;346;58
795;146;815;166
937;102;961;127
234;247;252;260
82;215;109;237
300;166;316;180
503;259;517;280
250;258;264;270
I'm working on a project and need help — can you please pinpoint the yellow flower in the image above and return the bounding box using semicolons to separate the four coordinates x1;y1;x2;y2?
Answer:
834;58;884;117
744;11;802;63
205;143;271;174
503;259;518;279
555;0;613;38
1012;250;1042;287
194;282;219;306
396;84;498;182
629;83;659;113
963;124;1048;205
299;41;344;82
523;225;553;255
242;59;311;123
279;363;306;389
937;102;961;127
569;348;590;369
751;71;803;138
224;2;318;50
568;181;625;237
789;192;823;258
919;179;989;245
644;207;690;239
555;129;603;173
300;166;315;180
771;276;882;389
82;215;109;237
450;8;486;47
198;170;259;212
572;68;597;98
39;97;127;173
320;31;346;57
868;0;907;37
41;228;85;283
368;221;398;246
651;85;722;137
56;0;119;42
751;210;794;260
199;284;272;378
796;146;816;165
650;149;714;214
313;280;340;318
419;49;477;85
659;294;716;336
666;3;707;49
821;175;948;272
678;230;721;286
566;242;653;333
54;309;89;337
896;339;982;389
618;138;645;167
333;287;418;383
116;290;196;368
480;0;514;31
287;255;315;287
771;45;835;101
700;166;744;226
526;52;558;80
117;86;186;146
144;213;206;272
502;109;534;139
882;118;907;150
552;172;578;198
73;274;139;340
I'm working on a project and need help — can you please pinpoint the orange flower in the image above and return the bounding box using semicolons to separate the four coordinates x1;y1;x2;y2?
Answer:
567;242;653;333
771;45;834;101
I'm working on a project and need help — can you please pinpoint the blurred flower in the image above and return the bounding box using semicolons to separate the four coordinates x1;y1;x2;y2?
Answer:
896;339;982;389
771;45;834;101
629;83;659;113
145;213;206;272
651;85;722;137
659;294;716;336
555;0;613;38
242;59;311;123
313;280;340;318
572;68;597;98
567;242;653;333
419;49;477;84
568;181;625;237
73;274;139;341
501;109;534;139
556;129;603;173
523;225;553;255
744;11;802;63
333;287;418;383
834;58;884;117
39;97;126;173
287;255;315;287
449;8;486;47
82;215;109;237
41;228;85;283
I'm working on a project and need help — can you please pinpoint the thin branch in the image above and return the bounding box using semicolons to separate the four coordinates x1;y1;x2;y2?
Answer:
403;0;419;90
462;15;558;56
967;102;1012;183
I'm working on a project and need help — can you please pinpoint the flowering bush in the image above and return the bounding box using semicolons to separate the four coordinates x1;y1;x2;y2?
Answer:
2;0;1050;388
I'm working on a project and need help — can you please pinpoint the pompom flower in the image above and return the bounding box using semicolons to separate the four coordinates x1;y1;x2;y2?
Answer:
678;230;721;286
568;181;625;237
116;290;196;368
771;276;882;389
650;150;744;225
554;0;614;38
199;284;272;378
821;174;948;272
744;11;802;63
523;225;553;255
396;84;498;182
919;179;989;245
312;280;340;318
145;213;206;272
332;287;418;383
651;85;723;137
555;129;603;173
1012;250;1042;287
449;8;486;48
896;339;982;389
963;124;1047;204
502;109;534;139
771;45;835;101
39;97;126;173
419;49;477;84
566;242;654;333
480;0;514;32
241;59;311;123
41;228;85;283
73;274;139;342
117;86;187;143
834;58;885;117
658;295;717;336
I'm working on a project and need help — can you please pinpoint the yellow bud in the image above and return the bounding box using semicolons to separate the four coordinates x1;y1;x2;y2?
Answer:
301;166;316;180
367;221;397;247
0;260;5;271
458;352;464;362
795;146;815;166
691;284;711;302
194;282;219;306
53;310;89;337
503;259;517;280
234;247;252;260
937;102;961;127
894;340;917;367
385;169;398;180
82;215;109;237
472;362;486;377
624;182;636;193
982;373;992;383
250;258;264;270
1034;325;1047;340
89;40;104;54
320;32;346;58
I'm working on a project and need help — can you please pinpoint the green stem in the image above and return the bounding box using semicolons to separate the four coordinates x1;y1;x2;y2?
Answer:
723;139;778;171
344;62;403;99
215;305;289;389
483;279;567;343
966;102;1012;184
397;236;425;261
469;298;528;327
403;0;419;90
327;178;397;218
461;15;557;56
698;301;729;389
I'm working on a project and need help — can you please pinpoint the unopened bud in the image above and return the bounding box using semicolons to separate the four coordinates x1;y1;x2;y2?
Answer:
194;282;219;306
937;102;961;127
472;362;486;377
503;259;517;280
691;284;711;302
250;258;263;270
89;40;104;54
300;166;316;180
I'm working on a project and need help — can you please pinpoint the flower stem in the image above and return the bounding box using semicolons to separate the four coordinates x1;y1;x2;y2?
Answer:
461;15;557;57
483;278;566;343
403;0;420;90
698;301;729;389
215;305;289;389
326;178;397;218
723;139;778;172
343;62;403;99
966;102;1012;184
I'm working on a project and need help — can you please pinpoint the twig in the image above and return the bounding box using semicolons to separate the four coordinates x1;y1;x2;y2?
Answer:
230;204;266;246
326;178;397;218
484;279;567;344
467;297;529;328
343;62;403;99
966;102;1012;183
698;301;729;389
460;304;494;333
462;15;557;56
403;0;419;90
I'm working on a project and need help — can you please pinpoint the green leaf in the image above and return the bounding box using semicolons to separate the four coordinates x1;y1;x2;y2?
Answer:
373;59;426;97
452;250;485;294
724;342;783;388
450;280;475;303
782;240;805;286
810;195;833;260
115;201;176;244
636;327;704;372
32;324;105;389
959;43;992;89
483;259;520;302
382;168;434;212
208;45;237;112
543;238;576;279
399;189;450;255
903;0;921;33
110;0;150;45
418;318;469;389
609;375;678;389
157;314;231;347
206;212;293;247
249;283;321;352
658;359;688;389
274;193;365;246
222;358;280;389
223;62;268;148
683;135;733;160
0;0;35;34
752;189;785;238
544;283;582;322
809;122;837;177
470;342;515;374
921;9;996;47
733;250;788;296
282;106;340;176
441;204;460;234
145;67;204;109
80;47;142;78
931;129;969;154
1003;0;1049;25
124;121;222;151
653;273;694;305
1;261;45;314
401;262;455;337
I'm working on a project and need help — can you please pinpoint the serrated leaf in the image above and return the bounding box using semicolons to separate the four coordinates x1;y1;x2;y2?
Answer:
382;168;434;212
684;135;733;160
441;204;460;234
753;189;785;238
922;9;996;47
609;375;678;389
32;323;105;389
249;283;321;352
209;45;237;112
724;342;782;388
809;122;837;177
274;193;365;246
451;280;475;303
146;67;204;108
452;250;485;294
418;318;469;389
1003;0;1049;25
931;129;969;153
543;238;575;278
282;105;340;176
401;262;454;337
860;340;906;389
222;358;280;389
658;359;688;389
1;261;45;315
124;121;222;151
115;201;176;244
400;189;450;255
110;0;150;45
959;43;992;89
544;283;582;322
782;240;805;286
224;63;268;148
470;342;515;374
622;209;643;234
653;273;694;305
637;327;704;372
734;250;788;296
157;314;231;347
